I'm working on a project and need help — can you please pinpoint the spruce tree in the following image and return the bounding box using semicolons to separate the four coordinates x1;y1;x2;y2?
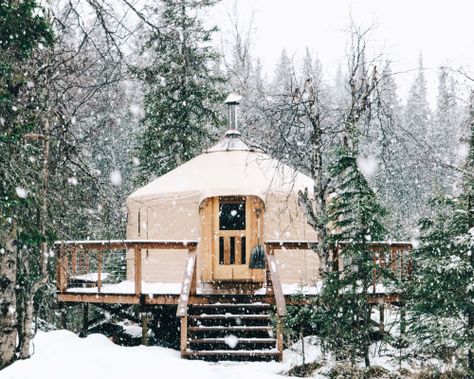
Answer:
136;0;224;183
0;0;52;367
407;92;474;374
318;144;387;367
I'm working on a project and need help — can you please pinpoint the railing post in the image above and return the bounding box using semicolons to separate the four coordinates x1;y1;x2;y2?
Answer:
97;251;102;293
189;246;197;296
276;316;284;362
71;246;77;275
58;245;68;293
134;246;142;296
180;315;188;356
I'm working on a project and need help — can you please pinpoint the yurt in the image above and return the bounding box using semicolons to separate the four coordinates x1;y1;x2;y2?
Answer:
125;96;319;292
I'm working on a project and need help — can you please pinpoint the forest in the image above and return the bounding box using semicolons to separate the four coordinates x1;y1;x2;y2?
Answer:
0;0;473;378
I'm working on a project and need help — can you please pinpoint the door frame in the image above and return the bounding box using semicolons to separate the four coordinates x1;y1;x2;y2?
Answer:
199;195;265;283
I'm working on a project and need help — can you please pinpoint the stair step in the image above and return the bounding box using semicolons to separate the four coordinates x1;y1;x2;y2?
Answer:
189;338;277;344
184;349;278;356
189;326;272;332
191;303;271;308
189;314;270;320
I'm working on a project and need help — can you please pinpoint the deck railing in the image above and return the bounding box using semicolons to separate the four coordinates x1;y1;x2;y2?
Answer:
267;240;412;294
55;240;199;296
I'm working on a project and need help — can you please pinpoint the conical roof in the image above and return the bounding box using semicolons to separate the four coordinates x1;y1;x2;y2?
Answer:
127;131;314;204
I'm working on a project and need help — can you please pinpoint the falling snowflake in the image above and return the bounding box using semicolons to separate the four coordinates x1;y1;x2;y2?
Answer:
356;155;378;178
15;187;27;198
67;177;78;186
224;334;238;349
110;170;122;186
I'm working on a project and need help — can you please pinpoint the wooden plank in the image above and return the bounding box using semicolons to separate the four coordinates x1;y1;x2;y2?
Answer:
276;316;284;362
134;247;141;296
54;240;199;251
200;198;213;282
176;250;197;317
142;313;149;346
180;316;188;356
71;246;77;275
265;251;286;316
235;236;242;265
97;252;102;293
189;247;197;296
58;246;68;293
57;293;141;304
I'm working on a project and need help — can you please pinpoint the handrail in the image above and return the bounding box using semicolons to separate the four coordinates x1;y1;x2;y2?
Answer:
54;239;198;251
176;248;197;317
56;239;198;295
265;249;286;317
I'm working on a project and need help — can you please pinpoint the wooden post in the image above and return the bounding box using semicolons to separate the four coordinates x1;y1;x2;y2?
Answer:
276;316;284;362
71;246;77;275
134;247;142;296
379;302;385;333
60;305;67;329
97;252;102;293
189;246;197;296
85;253;90;273
58;246;68;293
372;252;377;294
142;313;149;346
265;245;274;296
180;316;188;356
80;303;89;337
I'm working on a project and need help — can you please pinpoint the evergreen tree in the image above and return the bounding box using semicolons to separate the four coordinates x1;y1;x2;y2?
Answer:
407;92;474;374
136;0;224;183
318;144;387;367
400;54;434;234
0;0;53;367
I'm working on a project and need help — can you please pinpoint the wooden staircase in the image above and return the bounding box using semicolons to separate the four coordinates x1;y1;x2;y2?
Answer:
182;300;280;361
176;246;286;362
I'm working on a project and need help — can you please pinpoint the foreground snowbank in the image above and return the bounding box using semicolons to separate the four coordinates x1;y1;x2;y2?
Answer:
0;330;313;379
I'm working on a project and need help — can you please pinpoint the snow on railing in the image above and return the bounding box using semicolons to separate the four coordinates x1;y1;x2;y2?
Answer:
55;239;198;296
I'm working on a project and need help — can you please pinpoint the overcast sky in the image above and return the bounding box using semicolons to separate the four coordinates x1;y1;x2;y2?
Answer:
210;0;474;106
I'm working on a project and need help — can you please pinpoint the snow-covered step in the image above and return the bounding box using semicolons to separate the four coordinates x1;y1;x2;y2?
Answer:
191;303;271;309
189;338;277;344
188;325;272;332
189;314;270;320
184;349;279;357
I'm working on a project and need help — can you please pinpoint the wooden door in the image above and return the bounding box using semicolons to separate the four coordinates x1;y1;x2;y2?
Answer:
200;196;265;282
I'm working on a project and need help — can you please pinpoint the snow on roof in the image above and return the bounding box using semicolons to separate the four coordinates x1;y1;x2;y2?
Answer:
127;134;314;204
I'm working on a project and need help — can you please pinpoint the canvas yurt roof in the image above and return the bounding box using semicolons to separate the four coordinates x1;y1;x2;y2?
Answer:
127;130;314;205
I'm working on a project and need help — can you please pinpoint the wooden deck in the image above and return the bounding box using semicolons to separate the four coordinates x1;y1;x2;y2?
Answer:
55;239;411;361
55;239;412;306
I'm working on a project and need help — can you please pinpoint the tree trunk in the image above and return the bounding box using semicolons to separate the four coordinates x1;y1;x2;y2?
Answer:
0;221;18;368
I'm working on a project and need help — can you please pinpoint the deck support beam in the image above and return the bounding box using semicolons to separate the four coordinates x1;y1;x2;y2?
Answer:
180;316;188;357
141;313;149;346
379;302;385;333
80;303;89;337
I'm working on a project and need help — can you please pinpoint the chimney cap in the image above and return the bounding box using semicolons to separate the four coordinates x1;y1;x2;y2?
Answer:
224;93;242;105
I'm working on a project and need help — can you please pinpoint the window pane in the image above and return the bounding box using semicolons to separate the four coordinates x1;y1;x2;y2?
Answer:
219;202;246;230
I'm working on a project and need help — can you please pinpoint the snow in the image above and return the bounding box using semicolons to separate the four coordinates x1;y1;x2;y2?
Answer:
224;334;239;348
67;281;182;295
67;280;395;296
15;187;28;198
0;330;446;379
0;331;289;379
356;155;378;178
110;170;122;186
69;272;110;282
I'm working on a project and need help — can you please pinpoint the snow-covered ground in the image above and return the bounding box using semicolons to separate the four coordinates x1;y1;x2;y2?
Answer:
0;331;316;379
0;328;444;379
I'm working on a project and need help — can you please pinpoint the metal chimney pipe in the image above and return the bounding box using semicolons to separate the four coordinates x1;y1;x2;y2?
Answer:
224;93;242;132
